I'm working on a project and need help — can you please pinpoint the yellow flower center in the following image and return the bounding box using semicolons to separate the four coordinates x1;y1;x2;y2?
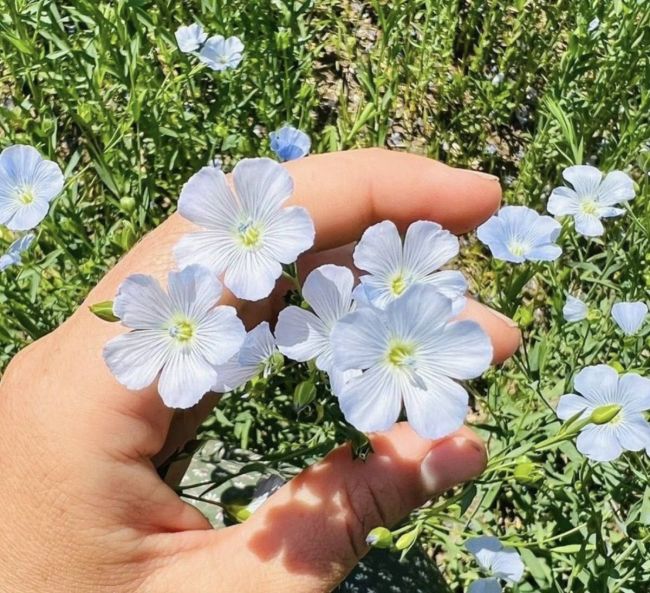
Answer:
237;220;263;249
18;188;35;205
168;318;196;343
389;274;408;297
508;240;529;257
387;342;416;367
580;199;599;216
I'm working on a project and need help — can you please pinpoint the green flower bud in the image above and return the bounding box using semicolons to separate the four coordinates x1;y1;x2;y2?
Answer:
366;526;393;549
119;196;136;213
89;300;119;322
294;380;316;410
609;360;624;373
225;503;252;523
586;308;601;322
395;528;419;551
589;403;622;425
513;456;544;485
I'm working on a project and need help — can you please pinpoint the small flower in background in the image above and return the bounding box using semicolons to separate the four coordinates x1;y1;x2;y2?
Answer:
557;364;650;462
175;23;207;53
0;232;35;271
465;536;524;593
213;321;278;392
199;35;244;71
353;220;467;313
563;295;588;322
330;286;492;439
588;17;600;32
611;301;648;335
476;206;562;263
275;264;356;393
491;72;504;86
174;158;314;301
269;125;311;162
0;144;64;231
103;265;246;408
547;165;635;237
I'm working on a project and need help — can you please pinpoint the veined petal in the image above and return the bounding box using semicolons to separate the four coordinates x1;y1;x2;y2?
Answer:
174;229;238;275
270;125;311;161
468;578;502;593
239;321;276;367
596;171;635;205
615;417;650;452
421;270;468;303
547;187;580;216
611;301;647;335
491;548;525;583
337;365;403;433
6;200;49;231
194;305;246;366
527;243;563;262
353;220;403;276
599;206;625;218
563;295;588;322
167;264;223;320
617;373;650;414
114;274;172;329
233;158;293;222
402;220;459;278
573;212;604;237
465;536;502;571
384;285;453;341
330;307;388;371
212;359;257;393
302;264;354;327
223;249;282;301
576;424;623;462
158;349;217;409
556;393;593;420
275;306;330;366
563;165;602;196
263;206;315;264
574;365;620;405
32;158;65;202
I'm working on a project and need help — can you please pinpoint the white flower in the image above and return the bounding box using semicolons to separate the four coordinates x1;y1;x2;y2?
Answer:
0;145;64;231
611;301;647;335
477;206;562;263
103;265;246;408
175;23;207;53
547;165;635;237
557;365;650;462
174;158;315;301
466;536;524;593
0;233;35;271
275;264;357;393
563;295;588;322
213;321;278;392
491;73;504;86
330;285;493;439
270;125;311;161
352;220;467;313
588;17;600;32
199;35;244;71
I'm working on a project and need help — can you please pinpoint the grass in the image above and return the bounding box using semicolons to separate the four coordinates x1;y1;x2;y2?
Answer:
1;1;649;592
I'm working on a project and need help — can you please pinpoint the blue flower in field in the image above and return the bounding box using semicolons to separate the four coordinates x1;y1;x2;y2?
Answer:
213;321;278;392
563;295;588;322
175;23;207;53
476;206;562;263
174;158;314;301
0;232;35;271
611;301;647;335
198;35;244;71
103;265;246;408
588;17;600;32
547;165;635;237
352;220;467;313
330;285;492;439
465;536;524;593
269;125;311;161
0;145;64;231
275;265;358;394
557;365;650;462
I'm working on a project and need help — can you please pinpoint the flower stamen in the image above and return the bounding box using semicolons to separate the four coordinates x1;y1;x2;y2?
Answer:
236;220;263;249
168;318;196;343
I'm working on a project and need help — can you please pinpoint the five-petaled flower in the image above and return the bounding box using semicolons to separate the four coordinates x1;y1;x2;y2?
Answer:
557;364;650;462
175;23;207;53
199;35;244;71
0;144;64;231
0;233;35;271
465;536;524;593
330;285;492;439
103;265;246;408
353;220;467;313
547;165;635;237
174;158;315;301
270;125;311;162
563;295;588;322
611;301;647;336
477;206;562;263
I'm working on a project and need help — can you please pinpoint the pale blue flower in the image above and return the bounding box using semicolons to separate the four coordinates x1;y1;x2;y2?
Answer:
275;264;358;393
466;536;524;593
175;23;207;53
0;233;35;271
199;35;244;71
103;265;246;409
611;301;647;335
353;220;467;313
213;321;278;392
588;17;600;32
0;145;64;231
174;158;314;301
563;295;588;322
270;125;311;161
547;165;635;236
491;73;504;86
477;206;561;263
330;286;492;439
557;365;650;462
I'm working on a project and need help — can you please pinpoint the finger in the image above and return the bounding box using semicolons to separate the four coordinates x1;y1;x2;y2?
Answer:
149;424;486;593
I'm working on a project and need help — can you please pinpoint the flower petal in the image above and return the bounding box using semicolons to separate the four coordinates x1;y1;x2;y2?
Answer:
353;220;403;276
302;264;354;327
563;165;602;196
616;417;650;452
174;230;238;275
194;305;246;366
573;212;604;237
574;365;620;405
275;306;330;367
556;393;593;420
6;200;49;231
468;578;502;593
547;187;580;216
617;373;650;414
611;301;647;336
576;424;623;462
113;274;172;329
402;220;459;278
167;264;223;319
491;548;525;583
596;171;635;205
330;307;388;371
223;250;282;301
233;158;293;222
563;295;588;322
263;206;315;264
465;536;502;570
527;243;563;261
158;349;217;409
239;321;276;367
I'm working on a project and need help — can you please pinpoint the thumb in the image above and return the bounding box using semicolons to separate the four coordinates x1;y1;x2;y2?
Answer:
149;423;486;593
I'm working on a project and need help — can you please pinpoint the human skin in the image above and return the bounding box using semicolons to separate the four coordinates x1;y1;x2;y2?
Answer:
0;149;520;593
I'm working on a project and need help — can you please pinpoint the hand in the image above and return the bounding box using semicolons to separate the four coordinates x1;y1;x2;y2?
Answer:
0;149;520;593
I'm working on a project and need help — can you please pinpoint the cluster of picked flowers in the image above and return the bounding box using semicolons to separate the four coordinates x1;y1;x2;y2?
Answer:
175;22;244;72
0;144;64;271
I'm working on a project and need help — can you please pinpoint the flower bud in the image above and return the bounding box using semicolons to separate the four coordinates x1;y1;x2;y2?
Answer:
294;380;316;410
366;526;393;549
589;403;622;425
513;457;544;485
119;196;136;213
609;360;624;373
89;300;119;322
395;528;419;551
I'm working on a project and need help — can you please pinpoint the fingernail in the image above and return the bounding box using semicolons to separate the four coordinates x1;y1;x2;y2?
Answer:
469;170;499;182
421;436;486;495
491;309;519;329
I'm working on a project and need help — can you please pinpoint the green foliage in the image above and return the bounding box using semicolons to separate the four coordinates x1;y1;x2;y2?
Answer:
1;1;649;591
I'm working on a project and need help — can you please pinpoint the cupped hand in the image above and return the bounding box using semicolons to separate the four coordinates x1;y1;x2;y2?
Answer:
0;149;520;593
